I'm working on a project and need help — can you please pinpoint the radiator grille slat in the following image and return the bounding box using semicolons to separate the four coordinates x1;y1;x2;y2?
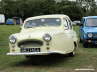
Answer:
18;40;43;48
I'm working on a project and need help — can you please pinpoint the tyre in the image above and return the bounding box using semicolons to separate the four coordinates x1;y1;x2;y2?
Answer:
79;38;82;43
68;43;76;57
68;51;75;57
83;42;88;48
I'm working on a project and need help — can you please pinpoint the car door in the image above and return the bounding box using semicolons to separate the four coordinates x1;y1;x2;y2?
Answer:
63;18;74;52
66;18;77;44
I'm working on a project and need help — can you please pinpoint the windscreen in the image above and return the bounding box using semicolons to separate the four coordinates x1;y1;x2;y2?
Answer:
86;18;97;27
24;18;61;28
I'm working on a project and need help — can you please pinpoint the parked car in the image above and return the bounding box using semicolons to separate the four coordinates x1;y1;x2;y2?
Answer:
6;19;14;25
7;14;78;57
6;17;23;25
0;14;5;24
80;16;97;47
13;17;23;25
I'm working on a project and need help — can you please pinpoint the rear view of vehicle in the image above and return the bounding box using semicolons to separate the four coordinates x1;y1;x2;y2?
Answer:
80;16;97;47
6;19;14;25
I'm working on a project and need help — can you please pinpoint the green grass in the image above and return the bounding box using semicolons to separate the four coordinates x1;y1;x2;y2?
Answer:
0;25;97;72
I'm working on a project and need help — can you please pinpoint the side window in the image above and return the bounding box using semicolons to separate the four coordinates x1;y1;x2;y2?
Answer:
63;18;69;29
65;18;72;29
68;19;72;29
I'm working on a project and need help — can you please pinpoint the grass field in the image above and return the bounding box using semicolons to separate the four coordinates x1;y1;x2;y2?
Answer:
0;25;97;72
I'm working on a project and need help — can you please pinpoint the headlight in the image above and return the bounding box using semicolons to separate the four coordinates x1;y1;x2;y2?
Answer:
9;35;17;44
43;34;52;42
88;33;93;38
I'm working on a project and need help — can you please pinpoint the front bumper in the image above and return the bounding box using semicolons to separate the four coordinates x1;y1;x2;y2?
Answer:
7;51;65;55
84;39;97;44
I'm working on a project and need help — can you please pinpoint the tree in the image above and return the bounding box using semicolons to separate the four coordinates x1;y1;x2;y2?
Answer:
76;0;96;16
56;0;83;20
1;0;92;20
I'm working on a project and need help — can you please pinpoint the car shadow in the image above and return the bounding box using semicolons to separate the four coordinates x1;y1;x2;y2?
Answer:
85;44;97;48
12;54;73;67
79;42;97;48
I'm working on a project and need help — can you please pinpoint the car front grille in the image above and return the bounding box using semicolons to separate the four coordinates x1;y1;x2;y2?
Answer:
93;34;97;37
91;39;97;41
18;40;43;48
87;38;97;41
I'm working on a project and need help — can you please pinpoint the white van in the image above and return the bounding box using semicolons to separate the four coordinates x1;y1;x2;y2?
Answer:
0;14;5;24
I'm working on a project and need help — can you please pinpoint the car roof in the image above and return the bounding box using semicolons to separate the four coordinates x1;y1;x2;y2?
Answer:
25;14;69;22
83;16;97;19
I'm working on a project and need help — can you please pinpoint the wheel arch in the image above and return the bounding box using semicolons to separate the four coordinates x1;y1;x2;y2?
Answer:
74;41;77;49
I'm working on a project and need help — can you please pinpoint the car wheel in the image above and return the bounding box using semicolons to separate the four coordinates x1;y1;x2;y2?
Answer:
83;42;88;48
79;38;82;43
68;51;75;57
68;43;76;57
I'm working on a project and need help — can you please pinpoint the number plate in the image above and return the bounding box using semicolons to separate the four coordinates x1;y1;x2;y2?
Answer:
21;48;40;52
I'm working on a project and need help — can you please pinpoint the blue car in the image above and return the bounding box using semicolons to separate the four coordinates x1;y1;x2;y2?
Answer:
80;16;97;47
6;19;14;25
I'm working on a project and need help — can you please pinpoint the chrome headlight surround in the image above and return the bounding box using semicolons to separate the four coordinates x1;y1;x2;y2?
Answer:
9;35;17;44
43;34;52;42
88;33;93;38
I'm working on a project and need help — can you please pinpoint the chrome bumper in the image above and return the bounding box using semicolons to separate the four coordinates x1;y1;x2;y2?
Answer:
7;51;65;55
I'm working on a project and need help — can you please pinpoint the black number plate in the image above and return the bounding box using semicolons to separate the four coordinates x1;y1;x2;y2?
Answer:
21;48;40;52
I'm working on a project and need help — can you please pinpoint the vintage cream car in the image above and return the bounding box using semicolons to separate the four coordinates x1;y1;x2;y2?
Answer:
7;14;78;56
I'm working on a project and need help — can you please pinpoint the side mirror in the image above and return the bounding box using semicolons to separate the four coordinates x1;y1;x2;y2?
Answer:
72;21;81;26
72;22;76;26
